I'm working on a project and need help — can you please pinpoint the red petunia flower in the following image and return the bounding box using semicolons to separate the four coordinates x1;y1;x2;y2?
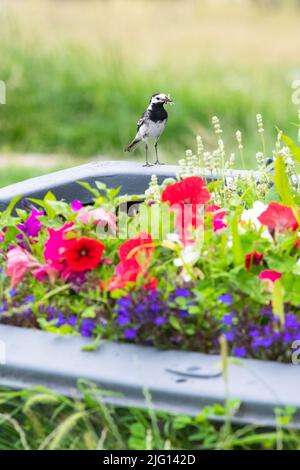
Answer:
64;237;105;272
118;232;154;264
245;250;264;271
258;202;299;233
108;233;156;291
162;177;210;242
162;176;210;207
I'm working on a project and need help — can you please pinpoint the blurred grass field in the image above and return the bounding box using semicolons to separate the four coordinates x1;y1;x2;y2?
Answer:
0;0;300;187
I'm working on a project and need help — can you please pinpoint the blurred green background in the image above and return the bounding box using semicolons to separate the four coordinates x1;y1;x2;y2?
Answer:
0;0;300;187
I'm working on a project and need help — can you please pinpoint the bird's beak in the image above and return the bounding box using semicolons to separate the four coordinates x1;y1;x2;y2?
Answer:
164;95;174;104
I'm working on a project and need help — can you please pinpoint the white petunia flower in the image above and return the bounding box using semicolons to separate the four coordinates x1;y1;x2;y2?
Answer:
240;201;272;241
241;201;267;230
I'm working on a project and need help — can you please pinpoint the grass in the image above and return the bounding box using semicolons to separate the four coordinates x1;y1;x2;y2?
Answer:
0;0;299;177
0;385;299;450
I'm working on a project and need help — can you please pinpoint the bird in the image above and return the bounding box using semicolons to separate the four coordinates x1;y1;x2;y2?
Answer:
125;92;173;166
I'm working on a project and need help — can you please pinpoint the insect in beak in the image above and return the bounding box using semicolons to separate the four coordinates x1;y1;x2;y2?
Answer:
164;95;174;104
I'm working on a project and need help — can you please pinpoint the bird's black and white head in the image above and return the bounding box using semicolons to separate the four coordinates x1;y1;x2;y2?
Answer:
149;93;173;107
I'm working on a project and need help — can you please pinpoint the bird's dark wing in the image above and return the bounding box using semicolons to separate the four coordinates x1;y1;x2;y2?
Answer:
137;109;149;132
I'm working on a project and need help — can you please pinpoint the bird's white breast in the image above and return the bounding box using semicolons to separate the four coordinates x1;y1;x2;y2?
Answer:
139;120;166;140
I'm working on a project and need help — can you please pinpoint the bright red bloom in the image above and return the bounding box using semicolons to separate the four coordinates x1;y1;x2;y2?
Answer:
162;177;210;243
258;202;299;233
162;176;210;206
245;250;264;271
258;270;282;283
118;232;154;263
108;233;156;291
64;237;104;272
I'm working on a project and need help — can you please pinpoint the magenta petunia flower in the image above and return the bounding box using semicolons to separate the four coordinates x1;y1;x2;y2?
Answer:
258;270;282;283
71;199;83;212
206;205;227;232
17;209;44;238
44;222;74;271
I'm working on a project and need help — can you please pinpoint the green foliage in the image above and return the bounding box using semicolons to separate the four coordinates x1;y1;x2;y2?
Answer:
274;155;294;206
0;37;297;167
0;385;299;450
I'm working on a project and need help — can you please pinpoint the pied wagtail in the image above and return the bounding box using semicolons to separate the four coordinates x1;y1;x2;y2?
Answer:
125;93;173;166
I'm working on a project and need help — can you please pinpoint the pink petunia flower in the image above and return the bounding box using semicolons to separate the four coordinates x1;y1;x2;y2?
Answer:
7;246;39;287
33;264;59;284
258;270;282;283
77;208;116;233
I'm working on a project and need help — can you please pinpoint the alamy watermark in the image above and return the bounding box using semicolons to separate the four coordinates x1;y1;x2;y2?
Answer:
95;202;205;244
292;340;300;365
0;80;6;105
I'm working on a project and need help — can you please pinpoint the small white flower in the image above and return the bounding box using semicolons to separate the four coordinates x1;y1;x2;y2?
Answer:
167;233;181;243
241;201;267;229
241;201;273;241
236;130;243;150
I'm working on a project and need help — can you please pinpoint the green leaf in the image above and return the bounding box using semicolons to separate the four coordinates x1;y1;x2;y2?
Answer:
264;186;281;204
82;335;101;352
4;195;22;216
130;422;145;438
82;307;96;318
44;191;57;201
274;155;294;206
282;134;300;163
231;211;243;266
172;415;193;430
272;280;284;325
95;181;107;192
44;200;70;218
169;315;181;331
77;181;100;197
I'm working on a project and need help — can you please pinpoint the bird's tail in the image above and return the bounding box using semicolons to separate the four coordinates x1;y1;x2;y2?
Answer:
124;137;141;152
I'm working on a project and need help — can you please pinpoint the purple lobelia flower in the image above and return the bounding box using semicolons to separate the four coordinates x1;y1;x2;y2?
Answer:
227;305;300;362
124;328;137;340
174;288;190;298
223;314;234;325
80;319;96;337
56;313;77;328
154;316;167;325
232;346;247;357
218;292;233;305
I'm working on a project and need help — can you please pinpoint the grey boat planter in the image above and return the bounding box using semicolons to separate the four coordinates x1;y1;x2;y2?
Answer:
0;323;299;428
0;160;298;427
0;160;258;211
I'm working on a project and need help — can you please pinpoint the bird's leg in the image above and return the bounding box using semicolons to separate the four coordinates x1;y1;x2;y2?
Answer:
154;141;165;165
143;143;152;167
